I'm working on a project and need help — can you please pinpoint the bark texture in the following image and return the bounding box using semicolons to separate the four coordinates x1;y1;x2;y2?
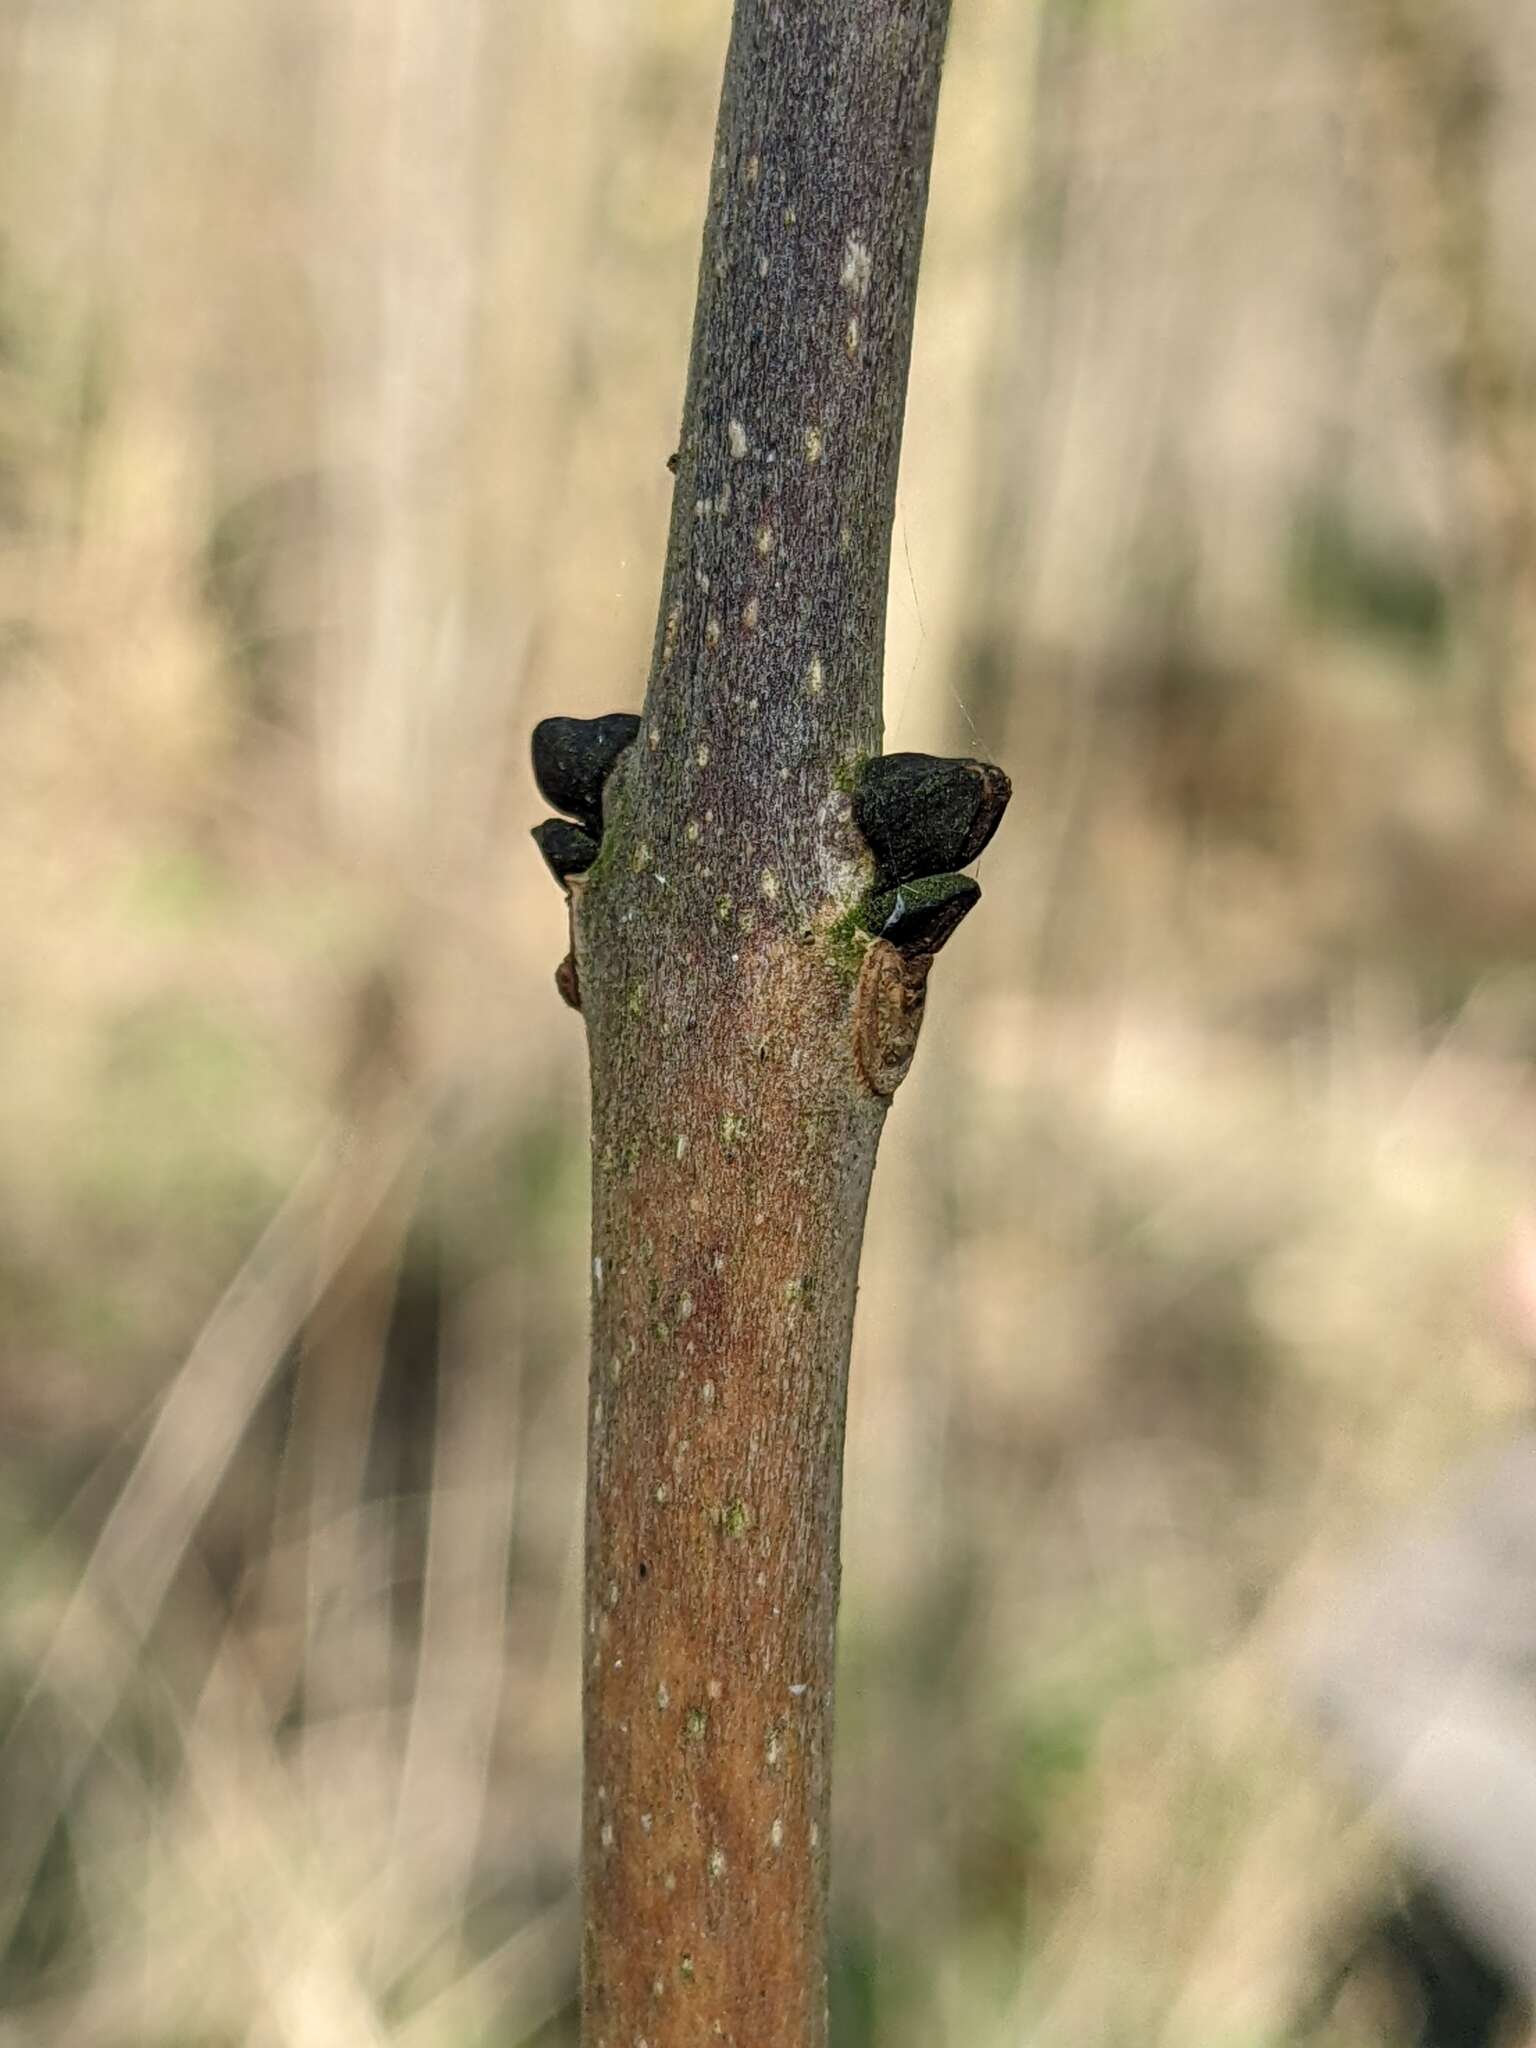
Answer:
566;6;953;2042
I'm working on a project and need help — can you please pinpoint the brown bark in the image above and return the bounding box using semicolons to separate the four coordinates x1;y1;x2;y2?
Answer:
558;5;958;2042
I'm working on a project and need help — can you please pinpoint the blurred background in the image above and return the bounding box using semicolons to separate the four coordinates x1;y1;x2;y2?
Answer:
6;0;1536;2041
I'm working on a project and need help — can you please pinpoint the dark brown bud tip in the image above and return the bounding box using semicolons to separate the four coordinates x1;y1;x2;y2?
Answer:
532;817;599;887
861;873;980;956
555;952;581;1011
853;752;1011;890
531;713;641;834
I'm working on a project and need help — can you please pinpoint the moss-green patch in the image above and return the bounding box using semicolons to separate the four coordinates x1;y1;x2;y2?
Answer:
576;749;639;897
581;822;621;893
832;751;873;796
782;1272;817;1315
720;1498;751;1539
825;899;875;985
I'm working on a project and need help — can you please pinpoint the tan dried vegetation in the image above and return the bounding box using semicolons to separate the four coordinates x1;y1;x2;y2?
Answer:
5;1;1536;2043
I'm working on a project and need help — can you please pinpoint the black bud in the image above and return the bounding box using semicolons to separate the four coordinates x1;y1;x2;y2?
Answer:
532;713;641;834
532;818;600;887
861;873;980;956
853;752;1011;890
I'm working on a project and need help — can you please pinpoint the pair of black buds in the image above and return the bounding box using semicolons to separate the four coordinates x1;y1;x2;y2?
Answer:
531;714;1010;957
854;750;1010;955
530;714;641;883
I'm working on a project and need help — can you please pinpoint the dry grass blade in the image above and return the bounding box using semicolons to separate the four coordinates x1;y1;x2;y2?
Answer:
0;1092;426;1967
390;1893;580;2048
376;1308;522;1975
